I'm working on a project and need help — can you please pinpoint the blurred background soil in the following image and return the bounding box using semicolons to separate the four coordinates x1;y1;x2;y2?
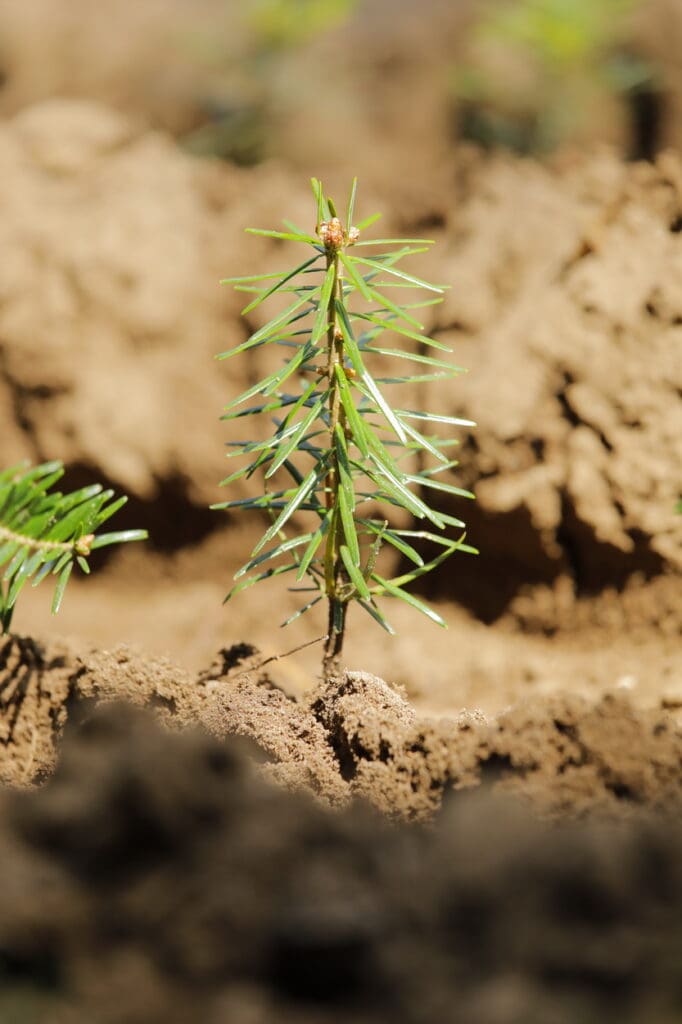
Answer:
0;2;680;1018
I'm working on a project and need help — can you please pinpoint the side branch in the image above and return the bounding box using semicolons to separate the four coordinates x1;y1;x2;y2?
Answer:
0;525;94;558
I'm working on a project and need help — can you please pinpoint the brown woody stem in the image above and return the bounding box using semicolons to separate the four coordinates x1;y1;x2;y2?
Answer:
322;247;348;680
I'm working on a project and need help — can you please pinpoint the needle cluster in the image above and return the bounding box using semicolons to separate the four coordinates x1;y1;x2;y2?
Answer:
214;179;475;678
0;461;146;633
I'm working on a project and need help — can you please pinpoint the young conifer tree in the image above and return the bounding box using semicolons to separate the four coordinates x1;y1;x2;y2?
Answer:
215;179;475;679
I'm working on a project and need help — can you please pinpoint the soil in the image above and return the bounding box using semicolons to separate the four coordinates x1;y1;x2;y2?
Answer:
0;700;680;1024
0;19;680;1019
3;634;680;823
0;608;679;1022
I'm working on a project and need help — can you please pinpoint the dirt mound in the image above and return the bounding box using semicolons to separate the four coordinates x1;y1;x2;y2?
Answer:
0;701;680;1024
424;148;682;622
3;636;680;823
0;98;311;528
206;661;682;821
0;634;200;786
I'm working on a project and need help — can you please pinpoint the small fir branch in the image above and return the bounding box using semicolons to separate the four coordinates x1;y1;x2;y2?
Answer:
215;178;476;680
0;461;147;633
0;524;93;557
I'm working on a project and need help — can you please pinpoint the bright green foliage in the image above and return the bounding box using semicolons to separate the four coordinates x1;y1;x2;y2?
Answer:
214;179;475;676
0;462;147;633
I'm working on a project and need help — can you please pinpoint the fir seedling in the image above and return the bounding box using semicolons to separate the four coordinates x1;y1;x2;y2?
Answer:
214;179;475;679
0;461;147;633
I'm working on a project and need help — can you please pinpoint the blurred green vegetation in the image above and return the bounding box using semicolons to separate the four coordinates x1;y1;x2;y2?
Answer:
247;0;357;50
453;0;654;154
477;0;636;67
182;0;358;164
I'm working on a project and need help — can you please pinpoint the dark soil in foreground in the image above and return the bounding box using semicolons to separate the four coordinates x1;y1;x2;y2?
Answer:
0;636;681;1022
0;702;680;1024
